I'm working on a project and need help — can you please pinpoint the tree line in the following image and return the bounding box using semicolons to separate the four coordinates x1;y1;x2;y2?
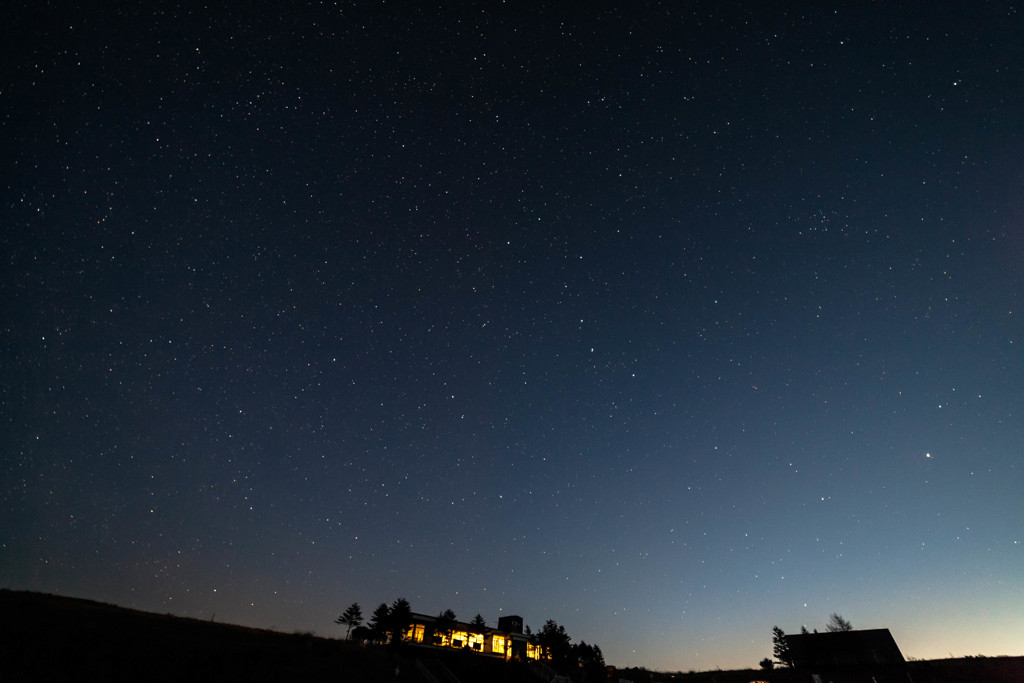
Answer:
334;598;415;646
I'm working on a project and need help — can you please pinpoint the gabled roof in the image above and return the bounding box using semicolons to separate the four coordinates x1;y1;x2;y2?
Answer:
785;629;905;669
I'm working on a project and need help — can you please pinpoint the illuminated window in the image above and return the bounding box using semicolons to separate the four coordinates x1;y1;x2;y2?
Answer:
491;634;506;655
527;642;541;660
408;624;425;643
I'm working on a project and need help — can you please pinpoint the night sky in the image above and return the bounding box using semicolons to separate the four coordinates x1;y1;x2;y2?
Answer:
3;1;1023;672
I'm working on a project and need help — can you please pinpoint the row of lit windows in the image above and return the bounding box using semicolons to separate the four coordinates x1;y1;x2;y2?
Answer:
404;624;539;659
450;630;485;650
406;625;483;649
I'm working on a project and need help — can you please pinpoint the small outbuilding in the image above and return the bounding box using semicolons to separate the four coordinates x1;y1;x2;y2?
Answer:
785;629;907;681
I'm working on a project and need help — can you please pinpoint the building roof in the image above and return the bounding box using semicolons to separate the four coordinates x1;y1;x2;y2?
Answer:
785;629;905;669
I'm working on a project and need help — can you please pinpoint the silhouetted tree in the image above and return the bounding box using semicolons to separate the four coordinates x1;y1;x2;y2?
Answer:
826;613;853;632
466;613;487;650
800;625;809;635
573;640;606;681
772;626;793;667
575;640;604;665
387;597;412;646
518;623;535;658
433;609;457;646
538;619;572;670
369;603;391;645
351;625;373;644
759;657;775;670
335;602;363;640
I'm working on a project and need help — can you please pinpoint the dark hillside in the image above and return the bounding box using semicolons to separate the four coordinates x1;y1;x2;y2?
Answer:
0;590;555;682
905;656;1024;683
3;591;1021;683
644;657;1024;683
0;589;397;682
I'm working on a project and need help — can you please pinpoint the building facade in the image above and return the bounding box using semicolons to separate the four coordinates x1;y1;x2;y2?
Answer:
405;612;541;661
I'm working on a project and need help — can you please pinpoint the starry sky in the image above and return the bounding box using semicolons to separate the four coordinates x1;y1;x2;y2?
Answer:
3;1;1023;672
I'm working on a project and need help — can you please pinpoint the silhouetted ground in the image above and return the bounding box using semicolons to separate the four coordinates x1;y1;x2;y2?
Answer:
0;589;401;682
0;590;560;682
903;656;1024;683
3;591;1021;682
642;656;1024;683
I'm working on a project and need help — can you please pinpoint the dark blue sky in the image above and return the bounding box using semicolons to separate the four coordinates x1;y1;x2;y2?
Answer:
3;1;1023;671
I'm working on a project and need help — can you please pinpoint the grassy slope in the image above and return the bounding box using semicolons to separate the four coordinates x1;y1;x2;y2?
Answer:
3;590;1021;683
0;589;396;682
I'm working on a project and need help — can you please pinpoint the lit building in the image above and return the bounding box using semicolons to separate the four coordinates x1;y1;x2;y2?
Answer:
405;613;541;660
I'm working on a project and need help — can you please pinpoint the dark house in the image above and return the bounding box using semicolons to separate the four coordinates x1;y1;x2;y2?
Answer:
786;628;905;669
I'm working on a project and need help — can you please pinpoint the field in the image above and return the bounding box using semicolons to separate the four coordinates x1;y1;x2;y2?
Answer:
1;589;395;682
2;590;1021;682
